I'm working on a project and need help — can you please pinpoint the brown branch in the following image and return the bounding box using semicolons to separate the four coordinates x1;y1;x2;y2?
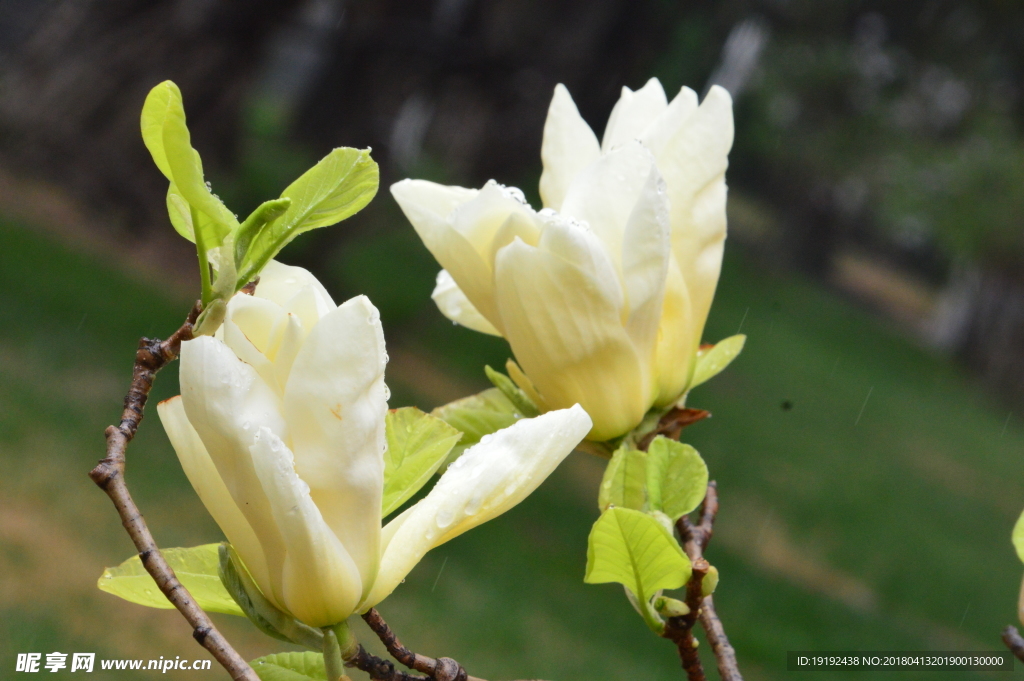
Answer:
661;558;709;681
1002;625;1024;663
362;609;550;681
675;482;743;681
345;644;431;681
89;302;259;681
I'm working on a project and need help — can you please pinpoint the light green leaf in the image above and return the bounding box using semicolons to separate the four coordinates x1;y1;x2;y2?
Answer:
1013;509;1024;563
690;334;746;389
161;103;238;241
383;407;462;516
585;507;691;604
166;183;229;245
484;365;540;417
431;387;521;460
238;147;378;284
598;444;647;512
97;544;243;616
251;652;326;681
141;80;179;180
645;436;708;521
234;198;293;274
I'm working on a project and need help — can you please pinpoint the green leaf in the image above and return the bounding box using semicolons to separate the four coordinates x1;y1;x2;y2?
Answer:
234;198;293;275
585;507;691;604
645;436;708;521
251;652;326;681
431;387;521;459
97;544;243;616
219;544;323;650
484;365;540;417
141;81;179;180
238;147;378;284
1013;509;1024;563
383;407;462;516
689;334;746;389
598;444;647;512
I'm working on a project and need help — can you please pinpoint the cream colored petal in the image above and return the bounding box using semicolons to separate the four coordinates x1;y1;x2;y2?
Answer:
179;336;290;607
539;84;601;211
268;312;305;389
249;427;363;627
536;217;623;312
621;165;671;365
653;257;696;405
655;85;733;349
494;238;649;441
431;270;501;336
640;86;699;156
256;260;336;313
364;406;592;608
157;396;272;593
283;284;328;338
222;297;287;394
559;141;657;270
392;179;503;330
505;358;548;411
448;181;535;257
602;78;668;152
282;295;387;598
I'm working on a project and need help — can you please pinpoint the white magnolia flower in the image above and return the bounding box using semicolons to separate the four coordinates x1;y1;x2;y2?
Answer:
392;78;734;441
158;261;592;627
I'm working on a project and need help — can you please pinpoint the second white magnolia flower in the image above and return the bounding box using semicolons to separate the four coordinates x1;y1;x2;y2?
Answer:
393;78;734;441
158;261;591;627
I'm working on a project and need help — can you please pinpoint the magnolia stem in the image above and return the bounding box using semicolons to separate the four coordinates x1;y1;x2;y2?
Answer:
89;302;259;681
1001;625;1024;663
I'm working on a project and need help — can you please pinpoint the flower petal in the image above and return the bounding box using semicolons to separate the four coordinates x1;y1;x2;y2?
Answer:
494;235;648;440
157;396;271;593
256;260;336;314
653;257;696;405
431;270;501;336
640;86;699;155
602;78;668;152
249;427;363;626
539;84;600;211
282;295;388;599
559;141;658;271
391;179;503;330
179;335;290;606
364;406;592;607
655;85;734;348
621;165;671;360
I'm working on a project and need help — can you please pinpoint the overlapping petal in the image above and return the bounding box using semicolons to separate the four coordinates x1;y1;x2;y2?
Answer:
363;405;593;607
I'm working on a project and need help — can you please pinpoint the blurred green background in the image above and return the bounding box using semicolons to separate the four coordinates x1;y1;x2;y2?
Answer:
3;1;1024;679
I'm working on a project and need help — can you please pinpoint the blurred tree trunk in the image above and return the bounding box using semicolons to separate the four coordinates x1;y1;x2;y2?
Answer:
0;0;302;233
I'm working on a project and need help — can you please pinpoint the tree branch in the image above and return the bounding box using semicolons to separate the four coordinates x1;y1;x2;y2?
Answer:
89;302;259;681
675;482;743;681
1002;625;1024;663
361;609;550;681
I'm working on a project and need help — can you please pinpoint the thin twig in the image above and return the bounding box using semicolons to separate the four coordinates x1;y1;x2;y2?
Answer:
661;558;709;681
89;302;258;681
346;644;431;681
362;609;548;681
677;483;743;681
1002;625;1024;663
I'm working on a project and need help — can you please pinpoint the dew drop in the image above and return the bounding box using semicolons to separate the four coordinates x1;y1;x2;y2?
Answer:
435;508;454;528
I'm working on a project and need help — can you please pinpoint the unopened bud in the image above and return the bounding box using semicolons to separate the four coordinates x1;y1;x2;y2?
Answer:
702;565;719;596
654;596;691;618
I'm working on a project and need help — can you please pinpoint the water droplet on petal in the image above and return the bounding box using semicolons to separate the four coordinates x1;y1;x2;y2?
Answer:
435;508;454;528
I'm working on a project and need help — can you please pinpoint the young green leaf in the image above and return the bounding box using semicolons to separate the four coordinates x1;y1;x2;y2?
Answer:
598;444;647;512
1013;509;1024;563
689;334;746;389
238;147;378;284
140;80;180;180
431;387;522;461
251;652;326;681
484;365;540;417
234;198;293;274
383;407;463;516
645;436;708;521
97;544;243;616
585;507;691;627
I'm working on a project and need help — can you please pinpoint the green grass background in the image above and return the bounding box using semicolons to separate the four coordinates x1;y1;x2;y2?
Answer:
2;215;1022;680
